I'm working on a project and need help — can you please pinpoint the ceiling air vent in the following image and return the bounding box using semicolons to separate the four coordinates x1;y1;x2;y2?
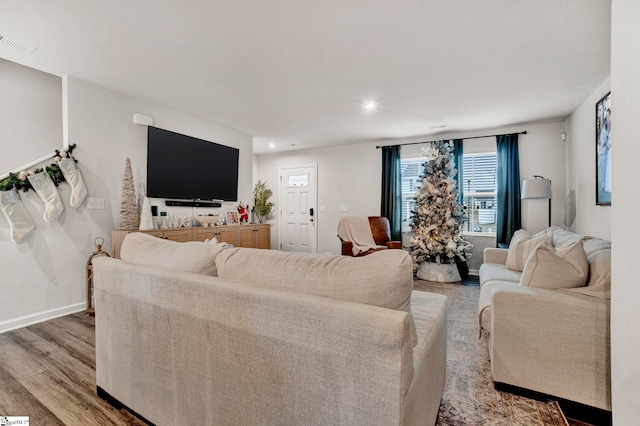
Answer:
0;35;37;53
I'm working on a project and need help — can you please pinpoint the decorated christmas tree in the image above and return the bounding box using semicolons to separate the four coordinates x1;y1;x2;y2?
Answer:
409;140;471;281
119;157;140;230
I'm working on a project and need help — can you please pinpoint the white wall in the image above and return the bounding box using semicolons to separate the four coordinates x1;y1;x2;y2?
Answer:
516;122;568;235
256;120;567;256
257;142;381;254
610;1;640;423
0;73;252;333
0;59;63;173
565;78;611;239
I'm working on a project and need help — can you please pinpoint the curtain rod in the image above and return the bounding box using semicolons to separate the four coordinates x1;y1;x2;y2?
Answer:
375;130;527;149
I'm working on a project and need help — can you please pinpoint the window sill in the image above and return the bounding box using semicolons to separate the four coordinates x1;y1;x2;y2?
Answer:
462;232;497;238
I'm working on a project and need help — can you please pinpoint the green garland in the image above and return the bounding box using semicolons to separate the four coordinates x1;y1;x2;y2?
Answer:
0;144;77;192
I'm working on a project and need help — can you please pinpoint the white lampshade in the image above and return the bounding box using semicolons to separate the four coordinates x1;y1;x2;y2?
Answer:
521;178;552;199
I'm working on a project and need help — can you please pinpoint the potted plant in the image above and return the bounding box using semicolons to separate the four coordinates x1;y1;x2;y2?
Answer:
253;180;275;223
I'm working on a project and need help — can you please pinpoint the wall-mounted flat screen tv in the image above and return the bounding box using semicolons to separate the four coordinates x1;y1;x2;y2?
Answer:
147;126;239;201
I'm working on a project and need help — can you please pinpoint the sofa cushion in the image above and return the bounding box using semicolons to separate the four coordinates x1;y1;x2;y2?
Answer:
216;247;417;343
120;232;229;276
505;230;553;272
566;238;611;299
520;242;589;289
551;227;592;249
583;237;612;261
479;263;522;287
477;280;520;336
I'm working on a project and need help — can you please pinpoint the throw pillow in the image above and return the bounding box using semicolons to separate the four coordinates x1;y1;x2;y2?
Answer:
505;230;553;272
216;247;418;345
567;248;611;299
520;241;589;289
120;232;229;276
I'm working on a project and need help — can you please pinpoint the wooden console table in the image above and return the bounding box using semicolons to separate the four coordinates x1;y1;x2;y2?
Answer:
111;223;270;259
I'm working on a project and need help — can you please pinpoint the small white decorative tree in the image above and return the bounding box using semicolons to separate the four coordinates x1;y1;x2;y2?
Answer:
119;157;140;230
409;140;471;282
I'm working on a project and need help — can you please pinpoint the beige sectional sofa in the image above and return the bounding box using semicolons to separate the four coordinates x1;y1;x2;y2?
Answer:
478;227;611;411
93;232;448;426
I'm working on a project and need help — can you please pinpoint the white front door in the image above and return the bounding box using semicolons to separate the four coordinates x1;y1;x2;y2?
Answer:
279;165;317;253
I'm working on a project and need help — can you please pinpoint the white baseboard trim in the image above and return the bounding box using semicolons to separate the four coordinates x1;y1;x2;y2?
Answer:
0;302;86;335
469;269;480;276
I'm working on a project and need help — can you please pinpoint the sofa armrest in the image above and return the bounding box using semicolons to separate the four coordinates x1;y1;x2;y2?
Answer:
341;240;353;255
490;286;611;410
385;241;402;249
483;247;508;265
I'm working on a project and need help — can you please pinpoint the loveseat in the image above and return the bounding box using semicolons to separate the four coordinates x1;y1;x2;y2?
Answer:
478;227;611;411
93;232;448;426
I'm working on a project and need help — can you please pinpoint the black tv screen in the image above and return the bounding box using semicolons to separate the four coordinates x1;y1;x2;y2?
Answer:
147;127;239;201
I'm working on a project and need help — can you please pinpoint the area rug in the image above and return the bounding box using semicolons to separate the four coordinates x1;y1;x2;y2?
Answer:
413;279;571;426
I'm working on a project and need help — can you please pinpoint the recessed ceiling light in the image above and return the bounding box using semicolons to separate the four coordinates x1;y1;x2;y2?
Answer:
268;143;276;148
363;100;378;112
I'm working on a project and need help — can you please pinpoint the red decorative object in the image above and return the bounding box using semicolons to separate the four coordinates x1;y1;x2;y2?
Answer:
237;201;249;223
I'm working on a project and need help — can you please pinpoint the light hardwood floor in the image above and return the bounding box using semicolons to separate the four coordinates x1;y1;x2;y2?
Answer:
0;313;144;425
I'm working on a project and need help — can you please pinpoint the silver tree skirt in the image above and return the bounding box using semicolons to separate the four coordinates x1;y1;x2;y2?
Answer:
416;262;461;282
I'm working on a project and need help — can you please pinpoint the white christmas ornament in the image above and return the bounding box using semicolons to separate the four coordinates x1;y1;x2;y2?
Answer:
421;144;439;161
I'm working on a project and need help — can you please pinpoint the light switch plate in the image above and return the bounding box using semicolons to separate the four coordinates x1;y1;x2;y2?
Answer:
319;205;326;212
339;204;348;212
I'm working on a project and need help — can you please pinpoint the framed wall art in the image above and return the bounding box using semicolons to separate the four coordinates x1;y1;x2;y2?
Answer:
596;91;611;205
226;210;239;225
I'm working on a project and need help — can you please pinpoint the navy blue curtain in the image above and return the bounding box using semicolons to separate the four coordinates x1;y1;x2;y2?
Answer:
452;139;464;206
381;145;402;241
496;134;521;246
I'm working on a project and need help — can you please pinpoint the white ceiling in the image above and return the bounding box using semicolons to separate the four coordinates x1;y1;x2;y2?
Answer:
0;1;610;154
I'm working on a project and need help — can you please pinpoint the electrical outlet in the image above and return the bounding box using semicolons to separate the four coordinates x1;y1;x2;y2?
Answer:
87;197;105;210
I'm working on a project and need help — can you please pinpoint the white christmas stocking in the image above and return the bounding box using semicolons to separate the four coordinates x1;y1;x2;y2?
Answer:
0;188;36;244
58;158;87;207
28;171;64;223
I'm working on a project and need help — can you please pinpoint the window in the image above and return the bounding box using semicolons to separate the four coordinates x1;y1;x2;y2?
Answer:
400;151;497;235
462;153;497;235
287;174;308;187
400;158;424;232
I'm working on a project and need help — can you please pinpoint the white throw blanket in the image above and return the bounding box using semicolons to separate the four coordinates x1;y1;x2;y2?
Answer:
337;216;387;256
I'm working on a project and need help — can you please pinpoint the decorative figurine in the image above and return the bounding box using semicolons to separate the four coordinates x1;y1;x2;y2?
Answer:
237;201;250;223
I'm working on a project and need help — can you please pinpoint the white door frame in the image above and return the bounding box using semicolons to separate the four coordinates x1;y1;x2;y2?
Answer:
279;164;318;253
